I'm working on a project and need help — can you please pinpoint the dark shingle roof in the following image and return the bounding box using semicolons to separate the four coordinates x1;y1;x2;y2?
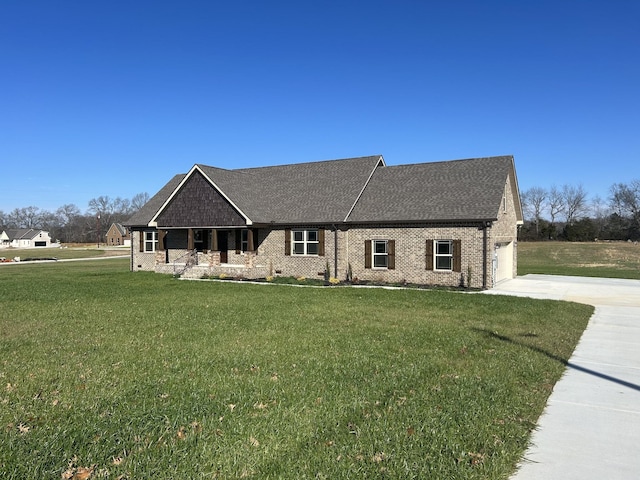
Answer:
346;156;515;222
4;229;41;240
124;174;186;226
199;155;384;223
125;155;520;227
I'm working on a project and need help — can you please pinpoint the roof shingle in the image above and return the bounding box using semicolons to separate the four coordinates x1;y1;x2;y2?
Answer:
125;155;520;227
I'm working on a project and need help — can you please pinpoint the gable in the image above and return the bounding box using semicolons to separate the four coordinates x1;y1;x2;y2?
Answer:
154;170;246;228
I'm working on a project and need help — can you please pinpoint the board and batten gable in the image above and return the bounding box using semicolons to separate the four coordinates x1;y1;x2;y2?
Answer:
154;169;247;228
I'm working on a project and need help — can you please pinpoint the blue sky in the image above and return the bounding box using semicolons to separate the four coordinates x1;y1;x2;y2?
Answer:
2;1;638;213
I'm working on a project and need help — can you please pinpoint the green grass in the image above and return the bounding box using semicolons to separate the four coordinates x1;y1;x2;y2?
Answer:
518;241;640;279
0;245;129;261
0;259;592;479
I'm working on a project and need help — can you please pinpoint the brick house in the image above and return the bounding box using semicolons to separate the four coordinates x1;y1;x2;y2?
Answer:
105;223;131;247
125;155;523;289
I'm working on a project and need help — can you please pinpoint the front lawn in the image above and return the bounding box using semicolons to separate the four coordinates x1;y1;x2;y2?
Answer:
0;259;592;479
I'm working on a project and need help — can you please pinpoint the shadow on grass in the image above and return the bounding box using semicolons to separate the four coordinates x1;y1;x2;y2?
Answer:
472;328;640;392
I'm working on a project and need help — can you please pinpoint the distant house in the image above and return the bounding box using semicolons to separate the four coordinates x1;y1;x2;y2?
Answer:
125;155;523;289
0;229;52;248
106;223;130;247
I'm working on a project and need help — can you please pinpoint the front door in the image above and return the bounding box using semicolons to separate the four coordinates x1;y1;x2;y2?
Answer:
218;231;228;263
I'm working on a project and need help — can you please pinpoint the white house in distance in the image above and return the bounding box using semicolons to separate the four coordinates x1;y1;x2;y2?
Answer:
0;229;52;248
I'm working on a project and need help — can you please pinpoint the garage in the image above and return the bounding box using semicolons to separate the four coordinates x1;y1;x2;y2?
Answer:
494;241;514;284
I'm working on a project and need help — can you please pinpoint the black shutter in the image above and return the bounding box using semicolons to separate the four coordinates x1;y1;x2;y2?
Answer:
426;239;433;270
453;240;462;272
318;229;325;256
284;229;291;256
235;230;241;254
158;230;166;251
387;240;395;270
139;231;144;252
364;240;372;269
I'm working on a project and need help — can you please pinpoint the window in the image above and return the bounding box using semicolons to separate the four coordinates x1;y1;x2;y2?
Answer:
144;231;158;252
373;240;388;268
364;239;395;269
292;229;319;255
434;240;453;270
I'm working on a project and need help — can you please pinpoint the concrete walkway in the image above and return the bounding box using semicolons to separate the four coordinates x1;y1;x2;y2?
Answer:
484;274;640;480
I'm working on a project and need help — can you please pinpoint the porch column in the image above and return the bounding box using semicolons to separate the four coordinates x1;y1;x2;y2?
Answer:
211;229;219;251
248;228;256;252
188;229;194;250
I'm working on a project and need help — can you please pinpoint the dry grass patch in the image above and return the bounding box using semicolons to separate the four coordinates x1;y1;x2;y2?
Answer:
518;241;640;279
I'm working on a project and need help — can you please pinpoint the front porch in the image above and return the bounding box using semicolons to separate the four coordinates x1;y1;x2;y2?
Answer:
154;249;270;279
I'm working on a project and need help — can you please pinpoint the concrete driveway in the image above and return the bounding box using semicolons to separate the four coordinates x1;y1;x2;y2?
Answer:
484;274;640;480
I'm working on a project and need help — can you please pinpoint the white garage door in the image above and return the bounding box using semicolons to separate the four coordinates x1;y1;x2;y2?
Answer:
495;242;514;284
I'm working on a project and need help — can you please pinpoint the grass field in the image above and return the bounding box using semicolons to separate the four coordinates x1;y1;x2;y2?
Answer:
518;241;640;279
0;245;129;262
0;258;592;479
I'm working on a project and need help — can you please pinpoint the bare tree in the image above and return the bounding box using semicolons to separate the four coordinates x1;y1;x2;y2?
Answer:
88;196;114;216
610;179;640;239
6;207;39;229
562;184;588;225
547;186;565;238
131;192;150;211
521;187;547;236
112;197;132;216
56;204;82;242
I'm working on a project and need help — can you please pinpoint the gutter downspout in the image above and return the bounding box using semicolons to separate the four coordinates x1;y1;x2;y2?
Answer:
130;232;134;271
332;225;338;280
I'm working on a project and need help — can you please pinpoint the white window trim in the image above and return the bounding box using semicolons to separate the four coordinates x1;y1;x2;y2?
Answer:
291;229;319;256
144;231;158;252
434;240;453;271
372;239;388;269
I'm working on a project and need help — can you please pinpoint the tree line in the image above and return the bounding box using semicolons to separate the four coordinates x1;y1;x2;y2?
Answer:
520;179;640;241
0;193;149;244
3;179;639;244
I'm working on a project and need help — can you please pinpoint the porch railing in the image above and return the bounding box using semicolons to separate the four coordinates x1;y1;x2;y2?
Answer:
172;249;198;276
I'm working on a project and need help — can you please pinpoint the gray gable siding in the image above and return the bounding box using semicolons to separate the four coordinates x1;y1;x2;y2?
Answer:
155;170;246;228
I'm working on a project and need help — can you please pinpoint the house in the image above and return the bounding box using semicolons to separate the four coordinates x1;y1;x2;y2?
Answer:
0;229;52;248
106;223;131;247
125;155;523;289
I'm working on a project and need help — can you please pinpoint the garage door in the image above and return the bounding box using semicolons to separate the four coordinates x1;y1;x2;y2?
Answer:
495;242;514;284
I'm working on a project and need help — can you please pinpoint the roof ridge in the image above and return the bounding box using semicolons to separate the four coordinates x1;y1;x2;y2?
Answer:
384;155;513;169
231;155;383;172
